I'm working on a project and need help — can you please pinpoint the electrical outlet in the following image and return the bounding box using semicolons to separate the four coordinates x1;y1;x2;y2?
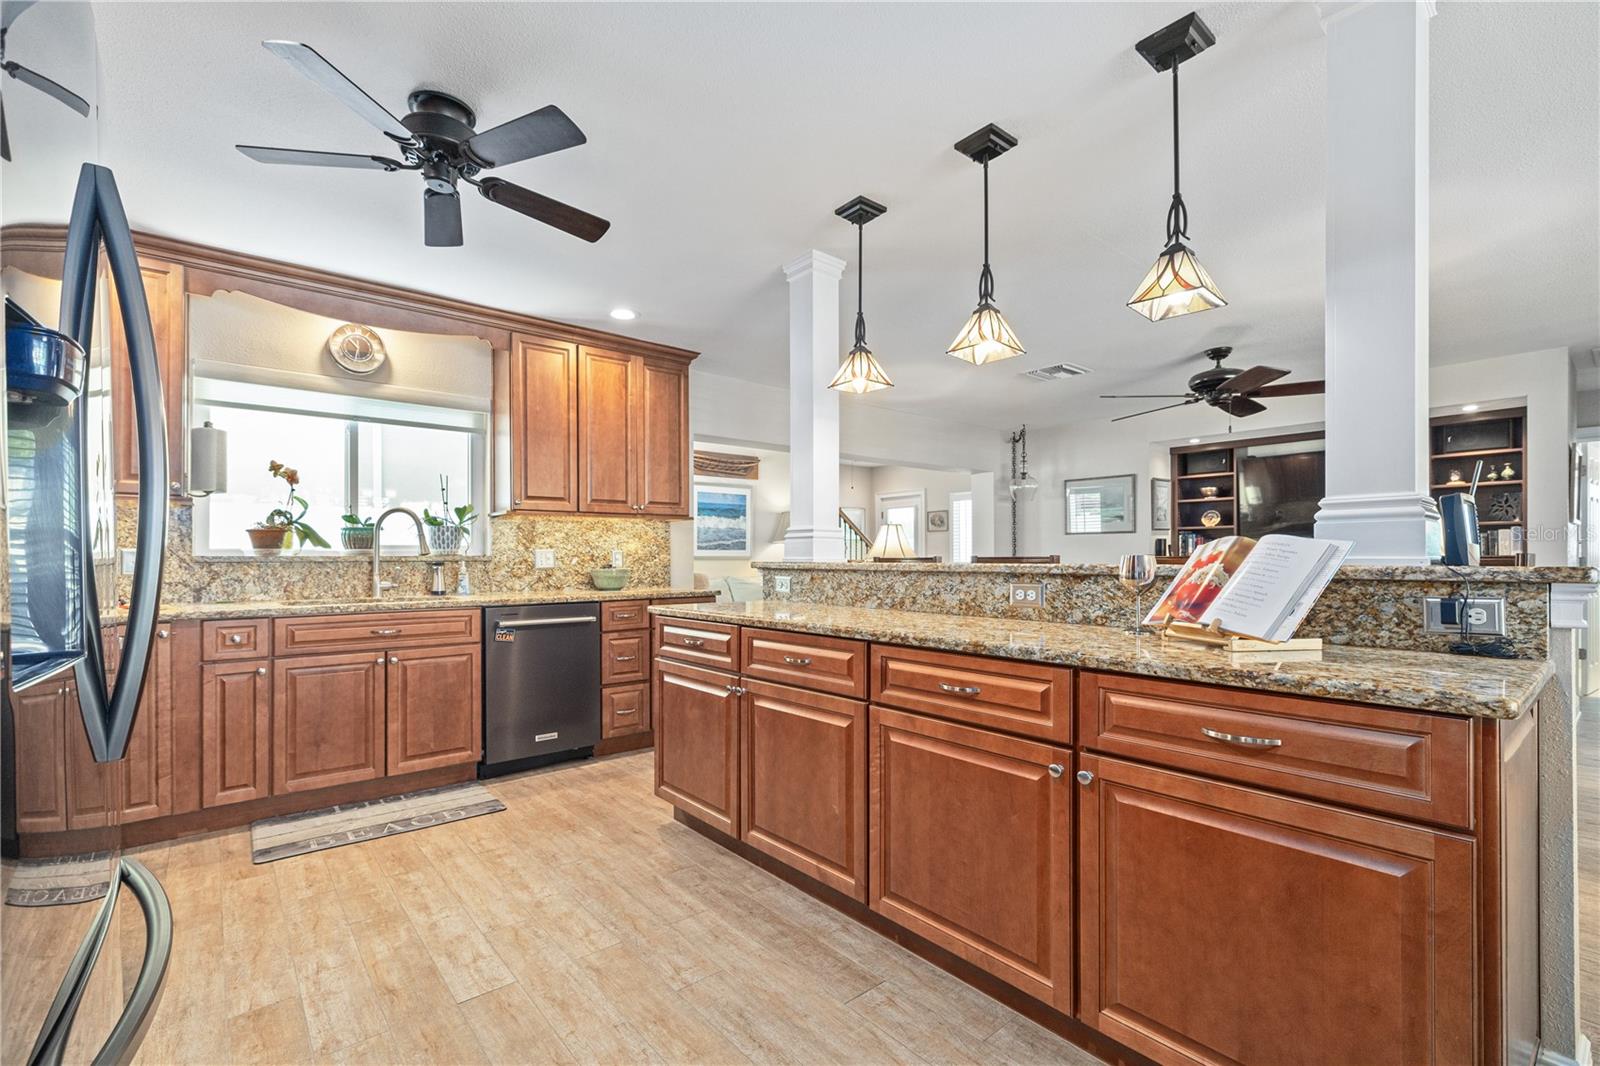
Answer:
120;548;136;575
534;548;555;569
1424;595;1507;636
1009;582;1045;606
774;575;792;595
611;549;625;568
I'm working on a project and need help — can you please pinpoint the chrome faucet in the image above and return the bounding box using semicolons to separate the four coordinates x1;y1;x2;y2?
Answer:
372;507;431;598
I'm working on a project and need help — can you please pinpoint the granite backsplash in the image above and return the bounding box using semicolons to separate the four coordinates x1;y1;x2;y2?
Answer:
119;499;671;604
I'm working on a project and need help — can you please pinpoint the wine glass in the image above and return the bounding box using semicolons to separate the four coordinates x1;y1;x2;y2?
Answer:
1118;554;1158;635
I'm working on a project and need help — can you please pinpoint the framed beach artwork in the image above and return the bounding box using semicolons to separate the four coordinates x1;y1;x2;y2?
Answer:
694;483;753;557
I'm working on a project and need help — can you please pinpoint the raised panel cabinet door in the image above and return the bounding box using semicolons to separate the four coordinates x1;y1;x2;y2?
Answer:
577;346;636;514
110;256;186;496
386;644;482;775
201;660;271;807
653;658;740;836
869;705;1072;1011
274;653;386;794
12;681;69;833
634;358;689;517
120;624;175;822
1076;754;1474;1066
741;679;867;901
64;682;116;830
509;333;579;512
602;683;649;738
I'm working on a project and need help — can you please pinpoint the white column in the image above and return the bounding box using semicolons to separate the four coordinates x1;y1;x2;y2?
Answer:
782;250;847;561
1313;1;1440;563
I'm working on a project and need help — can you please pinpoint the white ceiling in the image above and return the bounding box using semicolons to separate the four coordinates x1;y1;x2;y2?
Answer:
69;2;1600;430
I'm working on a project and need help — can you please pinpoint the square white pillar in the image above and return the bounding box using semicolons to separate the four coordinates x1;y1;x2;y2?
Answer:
782;250;847;561
1313;0;1440;563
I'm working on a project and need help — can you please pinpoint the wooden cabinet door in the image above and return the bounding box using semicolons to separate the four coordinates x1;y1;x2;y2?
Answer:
870;706;1072;1011
63;682;115;830
741;679;867;901
509;333;579;512
634;358;689;517
273;653;385;794
653;658;740;835
577;346;636;514
12;680;69;833
120;624;174;822
386;644;482;775
201;660;271;807
1077;754;1474;1066
110;256;186;497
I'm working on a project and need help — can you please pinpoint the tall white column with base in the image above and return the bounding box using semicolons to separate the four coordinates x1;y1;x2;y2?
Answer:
1313;1;1440;562
782;250;847;561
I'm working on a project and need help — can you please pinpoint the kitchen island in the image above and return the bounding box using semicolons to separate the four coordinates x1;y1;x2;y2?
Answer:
648;599;1547;1066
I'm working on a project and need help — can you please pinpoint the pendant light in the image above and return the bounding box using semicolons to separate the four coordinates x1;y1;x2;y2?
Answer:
1127;12;1227;322
947;124;1024;366
829;195;894;394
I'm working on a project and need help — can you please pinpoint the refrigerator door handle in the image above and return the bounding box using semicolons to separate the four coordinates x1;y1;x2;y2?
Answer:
58;163;168;763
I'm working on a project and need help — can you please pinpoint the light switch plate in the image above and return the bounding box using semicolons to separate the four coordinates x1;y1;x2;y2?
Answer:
120;548;136;575
611;549;625;568
1424;595;1507;636
1009;582;1045;606
534;548;555;569
774;575;792;595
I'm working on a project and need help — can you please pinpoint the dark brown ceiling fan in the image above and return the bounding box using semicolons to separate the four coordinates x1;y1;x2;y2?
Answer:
1;0;92;163
235;40;609;248
1100;347;1324;422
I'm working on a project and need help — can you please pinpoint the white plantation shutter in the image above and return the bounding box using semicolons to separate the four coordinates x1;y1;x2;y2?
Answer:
1067;490;1103;533
950;492;973;563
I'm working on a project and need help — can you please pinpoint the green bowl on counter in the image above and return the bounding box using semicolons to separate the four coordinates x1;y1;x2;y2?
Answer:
590;568;630;591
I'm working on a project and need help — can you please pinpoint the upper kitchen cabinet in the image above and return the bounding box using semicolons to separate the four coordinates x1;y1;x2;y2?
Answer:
507;333;580;512
110;255;188;497
574;347;691;518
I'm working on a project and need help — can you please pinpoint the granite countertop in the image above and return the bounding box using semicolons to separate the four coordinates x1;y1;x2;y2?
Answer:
752;560;1600;586
103;587;707;624
648;600;1553;720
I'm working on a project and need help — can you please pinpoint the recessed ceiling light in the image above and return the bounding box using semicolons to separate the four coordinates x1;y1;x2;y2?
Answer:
609;307;638;321
1188;438;1201;444
1461;403;1479;412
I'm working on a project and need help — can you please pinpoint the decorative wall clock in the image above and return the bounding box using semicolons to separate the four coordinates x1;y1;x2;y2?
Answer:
327;323;387;375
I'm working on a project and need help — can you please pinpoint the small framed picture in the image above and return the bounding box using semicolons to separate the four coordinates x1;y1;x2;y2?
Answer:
694;483;753;557
1064;474;1137;534
1151;477;1171;532
926;510;949;532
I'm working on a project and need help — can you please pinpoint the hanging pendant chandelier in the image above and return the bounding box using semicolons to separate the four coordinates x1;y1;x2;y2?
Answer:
1127;12;1226;322
948;124;1025;366
829;195;894;394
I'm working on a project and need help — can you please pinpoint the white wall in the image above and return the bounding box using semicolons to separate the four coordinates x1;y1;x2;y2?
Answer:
865;466;975;559
690;443;791;582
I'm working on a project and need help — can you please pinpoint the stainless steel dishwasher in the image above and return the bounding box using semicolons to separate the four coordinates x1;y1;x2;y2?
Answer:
481;602;601;776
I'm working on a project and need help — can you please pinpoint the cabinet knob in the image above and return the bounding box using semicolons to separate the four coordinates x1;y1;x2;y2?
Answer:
228;634;243;645
169;481;182;493
376;656;387;664
256;666;267;676
1076;770;1094;786
389;656;399;664
1047;764;1064;778
157;629;169;639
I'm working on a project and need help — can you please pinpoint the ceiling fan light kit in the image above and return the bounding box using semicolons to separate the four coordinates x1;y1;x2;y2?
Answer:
947;123;1025;366
1126;12;1227;322
829;195;895;394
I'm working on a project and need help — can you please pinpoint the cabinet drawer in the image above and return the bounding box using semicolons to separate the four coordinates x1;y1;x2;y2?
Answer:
202;619;270;661
741;628;867;699
274;610;481;656
601;599;650;631
870;645;1072;743
603;683;649;738
601;631;650;685
654;617;739;671
1077;672;1475;829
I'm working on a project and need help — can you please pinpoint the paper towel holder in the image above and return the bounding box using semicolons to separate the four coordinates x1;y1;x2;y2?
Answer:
188;420;228;496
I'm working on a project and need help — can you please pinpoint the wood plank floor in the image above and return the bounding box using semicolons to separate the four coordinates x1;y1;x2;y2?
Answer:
2;752;1105;1065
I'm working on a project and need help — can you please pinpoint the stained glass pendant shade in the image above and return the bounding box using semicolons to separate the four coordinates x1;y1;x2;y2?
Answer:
829;196;894;394
948;124;1024;365
1127;12;1226;322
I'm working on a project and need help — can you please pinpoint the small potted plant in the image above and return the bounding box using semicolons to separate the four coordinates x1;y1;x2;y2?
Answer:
248;460;330;554
340;514;375;551
423;475;476;554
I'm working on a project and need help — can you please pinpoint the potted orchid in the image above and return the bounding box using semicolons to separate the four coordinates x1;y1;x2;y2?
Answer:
422;475;476;554
248;460;330;553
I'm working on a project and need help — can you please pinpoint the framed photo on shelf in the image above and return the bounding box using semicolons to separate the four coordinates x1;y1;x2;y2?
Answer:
926;510;949;532
1064;474;1136;534
1151;477;1171;532
694;483;753;557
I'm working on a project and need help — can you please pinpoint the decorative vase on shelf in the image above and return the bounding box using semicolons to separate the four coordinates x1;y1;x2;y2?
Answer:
247;526;292;554
340;526;375;551
1501;462;1516;479
1198;485;1220;499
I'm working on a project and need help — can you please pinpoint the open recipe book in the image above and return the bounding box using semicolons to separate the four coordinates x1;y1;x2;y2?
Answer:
1144;534;1353;644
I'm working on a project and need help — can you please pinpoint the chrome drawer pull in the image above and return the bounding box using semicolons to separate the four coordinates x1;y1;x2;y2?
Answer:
616;707;637;716
938;682;982;696
1201;726;1283;749
680;638;706;647
371;628;402;636
615;655;637;662
782;655;812;666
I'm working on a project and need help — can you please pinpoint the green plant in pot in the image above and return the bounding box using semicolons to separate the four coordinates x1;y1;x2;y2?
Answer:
340;514;375;551
423;476;476;554
248;461;330;553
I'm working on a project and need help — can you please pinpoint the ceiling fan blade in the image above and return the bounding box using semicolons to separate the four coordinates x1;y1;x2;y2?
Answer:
424;190;463;247
237;144;405;170
1253;379;1325;398
477;177;610;242
1110;398;1202;422
465;104;586;168
1217;396;1269;417
2;1;38;32
1218;365;1288;396
261;40;412;142
1098;393;1192;399
3;61;89;116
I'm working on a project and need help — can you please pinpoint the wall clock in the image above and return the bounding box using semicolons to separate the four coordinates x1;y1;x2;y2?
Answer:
327;323;387;375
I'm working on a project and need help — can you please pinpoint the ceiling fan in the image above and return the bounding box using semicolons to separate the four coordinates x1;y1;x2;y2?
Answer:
1;0;92;163
1100;347;1324;422
236;40;609;248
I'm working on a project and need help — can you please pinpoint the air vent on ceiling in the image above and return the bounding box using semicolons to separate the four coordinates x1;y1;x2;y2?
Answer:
1022;361;1094;381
